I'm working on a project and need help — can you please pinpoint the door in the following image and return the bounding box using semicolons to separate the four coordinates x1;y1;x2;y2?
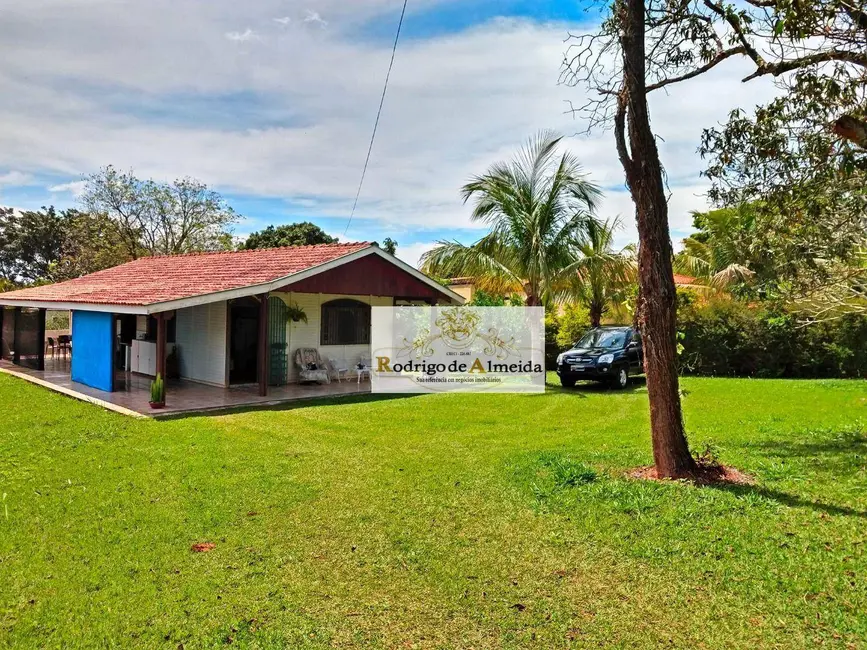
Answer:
229;298;259;384
627;331;643;371
268;297;288;386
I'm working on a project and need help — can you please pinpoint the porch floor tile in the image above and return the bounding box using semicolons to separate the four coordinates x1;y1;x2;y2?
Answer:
0;358;370;417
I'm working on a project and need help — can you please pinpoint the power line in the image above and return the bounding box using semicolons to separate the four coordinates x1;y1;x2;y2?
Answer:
344;0;409;235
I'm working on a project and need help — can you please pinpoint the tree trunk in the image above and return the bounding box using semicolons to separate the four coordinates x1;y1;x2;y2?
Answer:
589;304;602;328
617;0;695;478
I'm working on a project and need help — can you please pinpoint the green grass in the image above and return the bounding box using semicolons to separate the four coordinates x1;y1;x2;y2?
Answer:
0;374;865;649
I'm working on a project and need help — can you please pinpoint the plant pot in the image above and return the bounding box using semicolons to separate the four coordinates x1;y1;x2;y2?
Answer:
149;401;166;409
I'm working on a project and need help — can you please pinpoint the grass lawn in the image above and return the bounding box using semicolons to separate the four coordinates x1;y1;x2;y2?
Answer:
0;374;865;649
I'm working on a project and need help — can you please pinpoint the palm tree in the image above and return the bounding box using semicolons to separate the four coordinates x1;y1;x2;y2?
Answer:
421;131;601;306
569;217;636;327
674;205;758;291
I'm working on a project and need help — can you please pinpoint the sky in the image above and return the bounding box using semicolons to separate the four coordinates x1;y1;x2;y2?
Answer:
0;0;778;268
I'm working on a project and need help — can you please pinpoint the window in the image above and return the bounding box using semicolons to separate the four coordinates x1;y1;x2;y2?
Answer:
320;299;370;346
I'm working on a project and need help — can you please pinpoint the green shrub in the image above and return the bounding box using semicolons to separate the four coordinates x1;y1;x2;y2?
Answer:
544;309;560;370
677;294;867;378
556;303;591;349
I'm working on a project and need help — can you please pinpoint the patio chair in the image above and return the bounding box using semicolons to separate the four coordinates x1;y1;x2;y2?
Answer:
356;355;371;384
327;357;350;383
57;335;71;358
45;337;57;358
294;348;331;384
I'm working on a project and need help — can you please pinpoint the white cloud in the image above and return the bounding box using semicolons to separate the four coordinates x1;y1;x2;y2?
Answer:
225;28;258;42
47;180;88;197
303;10;327;27
0;3;779;243
0;171;34;186
273;17;291;26
395;241;438;269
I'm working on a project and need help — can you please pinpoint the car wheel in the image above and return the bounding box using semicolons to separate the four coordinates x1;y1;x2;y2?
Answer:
560;376;577;388
615;368;629;389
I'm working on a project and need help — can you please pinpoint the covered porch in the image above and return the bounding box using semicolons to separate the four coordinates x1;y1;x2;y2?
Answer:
0;356;370;417
0;243;463;416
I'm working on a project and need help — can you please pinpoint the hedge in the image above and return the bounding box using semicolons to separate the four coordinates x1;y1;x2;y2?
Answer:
677;292;867;379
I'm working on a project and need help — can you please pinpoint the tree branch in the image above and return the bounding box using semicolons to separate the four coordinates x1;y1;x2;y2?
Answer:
743;49;867;80
647;46;746;92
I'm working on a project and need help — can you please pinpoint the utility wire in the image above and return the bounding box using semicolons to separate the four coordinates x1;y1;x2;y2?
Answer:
344;0;409;235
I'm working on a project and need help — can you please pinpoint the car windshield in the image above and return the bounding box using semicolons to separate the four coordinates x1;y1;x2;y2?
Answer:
575;329;627;350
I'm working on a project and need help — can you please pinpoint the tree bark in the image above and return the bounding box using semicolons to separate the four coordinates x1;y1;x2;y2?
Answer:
617;0;695;478
590;305;602;328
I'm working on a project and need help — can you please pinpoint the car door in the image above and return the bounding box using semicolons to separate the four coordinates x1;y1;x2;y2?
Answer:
630;331;643;371
626;330;642;371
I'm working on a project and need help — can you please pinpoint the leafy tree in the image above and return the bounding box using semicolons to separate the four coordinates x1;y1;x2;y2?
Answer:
82;166;238;258
566;0;865;322
0;206;134;285
555;303;592;349
243;222;337;250
468;290;506;306
381;237;398;255
0;206;68;284
570;217;636;327
421;131;601;307
692;1;867;317
0;277;16;293
53;212;131;282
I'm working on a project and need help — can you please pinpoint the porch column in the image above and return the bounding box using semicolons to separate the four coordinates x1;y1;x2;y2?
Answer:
156;313;167;380
37;308;46;371
258;293;269;396
12;307;21;365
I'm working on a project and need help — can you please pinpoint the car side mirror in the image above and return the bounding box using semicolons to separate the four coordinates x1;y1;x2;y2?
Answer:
627;341;639;349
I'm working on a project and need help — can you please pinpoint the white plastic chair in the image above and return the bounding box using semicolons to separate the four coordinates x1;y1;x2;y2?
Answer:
329;358;350;383
357;356;371;384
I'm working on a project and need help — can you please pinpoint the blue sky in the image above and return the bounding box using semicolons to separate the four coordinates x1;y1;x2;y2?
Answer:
0;0;775;266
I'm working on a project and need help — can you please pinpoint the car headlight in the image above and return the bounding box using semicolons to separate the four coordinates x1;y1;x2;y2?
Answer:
556;353;564;365
598;353;614;365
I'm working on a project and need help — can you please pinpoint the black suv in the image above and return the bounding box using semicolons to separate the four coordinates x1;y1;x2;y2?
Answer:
556;326;643;389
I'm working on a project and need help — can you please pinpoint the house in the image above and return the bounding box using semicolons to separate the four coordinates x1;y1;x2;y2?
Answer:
0;243;463;415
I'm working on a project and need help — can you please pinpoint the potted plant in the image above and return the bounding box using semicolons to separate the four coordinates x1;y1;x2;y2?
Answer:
285;302;307;325
285;302;307;366
149;373;166;409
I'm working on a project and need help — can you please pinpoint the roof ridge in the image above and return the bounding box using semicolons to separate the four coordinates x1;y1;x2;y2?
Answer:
141;241;372;260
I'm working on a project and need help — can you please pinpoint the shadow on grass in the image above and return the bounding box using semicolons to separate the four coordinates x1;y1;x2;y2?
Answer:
752;429;866;457
705;481;867;519
156;392;424;420
748;427;866;479
543;375;647;396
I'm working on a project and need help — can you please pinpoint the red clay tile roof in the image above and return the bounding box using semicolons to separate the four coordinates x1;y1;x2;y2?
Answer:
673;273;698;286
0;243;372;307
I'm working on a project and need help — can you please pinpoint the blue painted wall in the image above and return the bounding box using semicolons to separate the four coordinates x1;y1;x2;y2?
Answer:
71;310;114;392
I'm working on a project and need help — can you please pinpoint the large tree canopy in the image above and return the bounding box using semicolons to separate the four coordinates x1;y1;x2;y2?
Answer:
82;166;238;258
0;206;132;286
242;222;337;250
563;0;866;318
0;206;66;285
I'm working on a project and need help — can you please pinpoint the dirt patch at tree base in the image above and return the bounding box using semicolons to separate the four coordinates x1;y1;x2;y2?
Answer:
628;464;755;486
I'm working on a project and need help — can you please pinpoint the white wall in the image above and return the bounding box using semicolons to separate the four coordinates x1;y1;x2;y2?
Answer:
273;292;392;382
175;301;228;386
